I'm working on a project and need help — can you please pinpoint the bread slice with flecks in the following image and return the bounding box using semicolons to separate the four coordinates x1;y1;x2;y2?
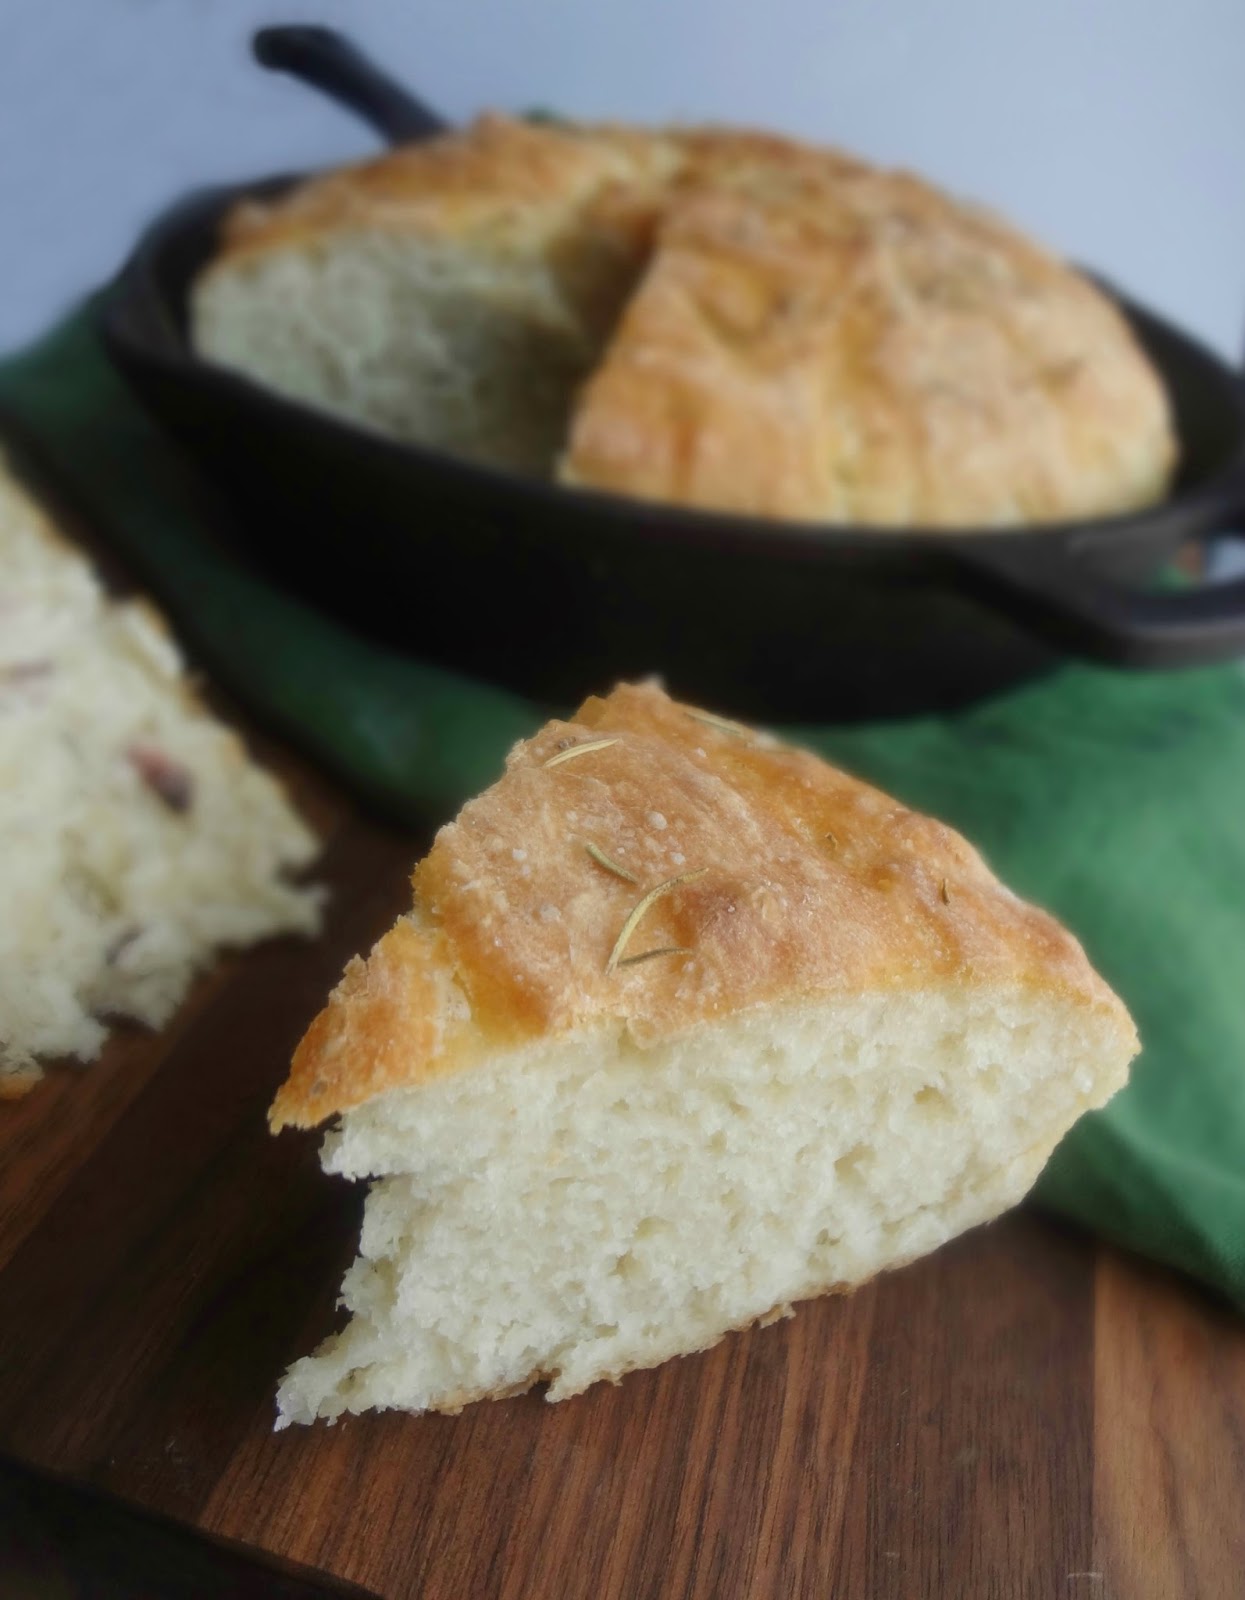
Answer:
270;681;1135;1424
0;457;324;1095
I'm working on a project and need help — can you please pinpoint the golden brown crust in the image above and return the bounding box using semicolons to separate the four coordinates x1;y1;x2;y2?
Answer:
207;114;1174;528
562;162;1174;524
272;917;465;1130
271;683;1135;1131
211;114;676;266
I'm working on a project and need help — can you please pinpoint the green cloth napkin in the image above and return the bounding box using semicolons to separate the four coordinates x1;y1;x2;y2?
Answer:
3;306;1244;1309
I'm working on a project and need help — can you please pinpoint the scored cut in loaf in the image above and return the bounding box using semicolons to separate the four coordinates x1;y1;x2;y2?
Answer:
193;114;1176;527
270;682;1136;1424
0;457;323;1095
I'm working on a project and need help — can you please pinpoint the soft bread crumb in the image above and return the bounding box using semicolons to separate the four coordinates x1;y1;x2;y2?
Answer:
195;235;611;477
277;989;1124;1425
0;460;324;1092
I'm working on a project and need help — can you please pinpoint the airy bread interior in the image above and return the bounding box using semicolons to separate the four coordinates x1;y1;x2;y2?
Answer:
194;234;629;475
277;979;1123;1425
0;459;323;1093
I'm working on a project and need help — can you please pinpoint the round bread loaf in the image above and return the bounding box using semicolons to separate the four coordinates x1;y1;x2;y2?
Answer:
195;115;1175;527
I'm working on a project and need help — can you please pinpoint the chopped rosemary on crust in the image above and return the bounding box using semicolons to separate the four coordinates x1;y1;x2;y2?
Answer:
606;869;708;973
686;708;754;740
616;945;694;968
584;841;639;884
543;738;619;768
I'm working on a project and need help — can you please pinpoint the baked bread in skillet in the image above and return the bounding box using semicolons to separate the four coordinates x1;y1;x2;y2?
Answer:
270;682;1136;1423
193;115;1176;528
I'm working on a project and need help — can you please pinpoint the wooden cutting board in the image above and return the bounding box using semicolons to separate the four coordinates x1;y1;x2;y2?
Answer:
2;736;1243;1600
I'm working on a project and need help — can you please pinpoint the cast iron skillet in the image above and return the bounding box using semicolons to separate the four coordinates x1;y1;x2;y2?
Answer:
101;25;1245;720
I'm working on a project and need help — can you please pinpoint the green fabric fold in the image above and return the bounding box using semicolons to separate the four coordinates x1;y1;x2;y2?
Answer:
3;304;1243;1309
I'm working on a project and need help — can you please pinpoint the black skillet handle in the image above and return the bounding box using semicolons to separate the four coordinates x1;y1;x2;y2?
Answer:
253;26;448;145
949;525;1245;669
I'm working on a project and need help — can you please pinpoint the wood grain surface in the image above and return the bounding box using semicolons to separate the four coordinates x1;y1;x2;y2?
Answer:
2;738;1244;1599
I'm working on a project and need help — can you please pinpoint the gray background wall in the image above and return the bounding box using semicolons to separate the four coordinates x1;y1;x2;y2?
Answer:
3;0;1243;358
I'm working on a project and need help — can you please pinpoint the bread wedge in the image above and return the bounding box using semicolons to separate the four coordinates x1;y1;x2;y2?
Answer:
194;115;1174;526
270;682;1135;1424
0;459;323;1094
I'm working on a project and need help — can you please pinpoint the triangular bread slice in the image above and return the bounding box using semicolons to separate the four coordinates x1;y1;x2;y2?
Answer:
270;682;1135;1424
0;456;322;1094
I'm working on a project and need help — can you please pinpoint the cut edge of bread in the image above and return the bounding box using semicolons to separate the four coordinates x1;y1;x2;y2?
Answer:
275;979;1130;1425
0;457;325;1092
